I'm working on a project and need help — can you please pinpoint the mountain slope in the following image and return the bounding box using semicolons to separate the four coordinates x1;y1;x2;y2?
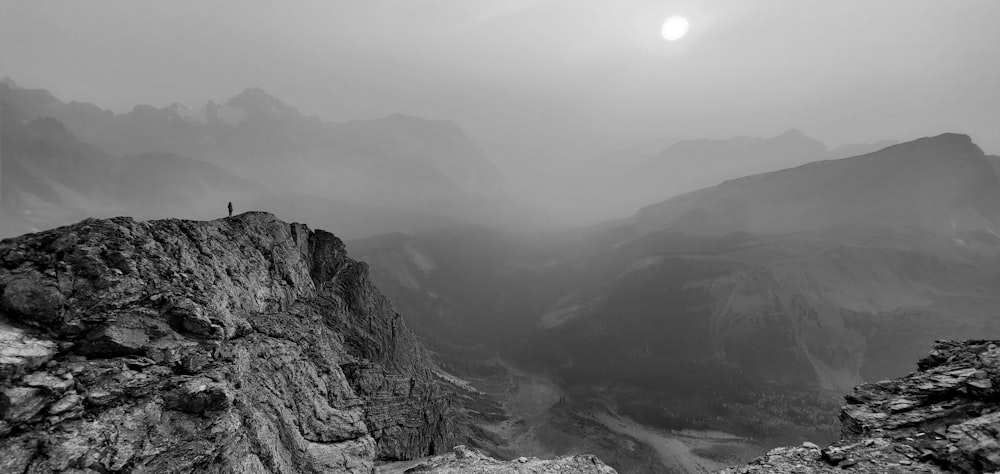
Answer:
0;101;263;237
627;133;1000;247
522;134;1000;400
556;130;893;223
1;109;118;209
0;213;452;472
642;129;828;187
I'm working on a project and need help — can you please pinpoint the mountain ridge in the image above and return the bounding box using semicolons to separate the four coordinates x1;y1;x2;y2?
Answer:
0;79;503;207
0;212;453;472
1;78;534;239
624;132;1000;250
0;102;261;237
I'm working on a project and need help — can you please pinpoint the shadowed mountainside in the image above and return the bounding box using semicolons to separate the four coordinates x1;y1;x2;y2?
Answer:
524;133;1000;402
353;134;1000;472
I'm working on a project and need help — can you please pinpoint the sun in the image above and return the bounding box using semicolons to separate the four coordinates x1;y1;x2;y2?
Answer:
661;16;690;41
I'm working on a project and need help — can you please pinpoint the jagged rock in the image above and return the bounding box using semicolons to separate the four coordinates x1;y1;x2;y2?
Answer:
0;273;65;325
47;392;82;415
0;323;57;382
77;322;152;357
718;340;1000;473
21;371;74;392
1;386;47;423
0;436;38;474
162;377;233;414
377;445;618;473
0;213;453;473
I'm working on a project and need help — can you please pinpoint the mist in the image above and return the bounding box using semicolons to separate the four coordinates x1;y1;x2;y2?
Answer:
3;2;1000;473
3;0;1000;228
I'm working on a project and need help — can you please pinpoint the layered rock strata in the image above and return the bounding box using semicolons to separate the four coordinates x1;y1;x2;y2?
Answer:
0;212;450;473
719;340;1000;473
376;445;617;474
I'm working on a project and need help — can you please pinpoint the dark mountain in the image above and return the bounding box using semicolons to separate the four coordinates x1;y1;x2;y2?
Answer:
512;134;1000;441
354;134;1000;468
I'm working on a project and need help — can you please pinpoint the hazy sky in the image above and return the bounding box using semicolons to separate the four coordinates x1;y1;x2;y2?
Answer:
3;0;1000;167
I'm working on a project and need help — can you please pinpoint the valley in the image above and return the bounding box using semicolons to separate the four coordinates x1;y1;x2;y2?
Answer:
350;133;1000;472
591;412;734;473
4;4;1000;473
447;358;769;473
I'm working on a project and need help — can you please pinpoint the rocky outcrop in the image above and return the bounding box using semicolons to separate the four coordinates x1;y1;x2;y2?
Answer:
0;212;451;473
376;445;617;474
719;340;1000;473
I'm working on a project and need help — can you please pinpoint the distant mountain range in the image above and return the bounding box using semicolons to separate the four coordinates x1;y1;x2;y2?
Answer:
0;77;520;237
1;78;502;204
640;129;899;191
0;98;261;235
553;128;900;222
642;128;828;184
626;133;1000;251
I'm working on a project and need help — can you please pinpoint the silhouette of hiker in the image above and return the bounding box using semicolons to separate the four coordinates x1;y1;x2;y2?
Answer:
228;201;233;217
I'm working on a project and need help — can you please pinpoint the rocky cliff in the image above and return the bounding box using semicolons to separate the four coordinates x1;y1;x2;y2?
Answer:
720;340;1000;473
377;445;617;473
0;212;451;473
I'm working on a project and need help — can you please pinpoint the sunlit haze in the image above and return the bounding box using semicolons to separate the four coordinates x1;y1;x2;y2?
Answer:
661;16;690;41
3;2;1000;472
2;0;999;226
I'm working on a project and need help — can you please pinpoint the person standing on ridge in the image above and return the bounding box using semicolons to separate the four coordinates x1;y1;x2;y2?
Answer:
228;201;233;217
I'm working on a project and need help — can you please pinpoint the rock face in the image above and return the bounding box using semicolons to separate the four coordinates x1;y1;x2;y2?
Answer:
0;212;451;473
719;340;1000;473
376;445;618;474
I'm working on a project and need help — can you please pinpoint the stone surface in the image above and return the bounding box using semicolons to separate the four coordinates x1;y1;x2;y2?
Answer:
0;323;57;382
0;212;453;473
376;445;618;474
718;340;1000;473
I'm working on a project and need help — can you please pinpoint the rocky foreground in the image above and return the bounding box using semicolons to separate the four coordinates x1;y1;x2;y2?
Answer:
720;340;1000;473
376;445;617;474
0;213;453;473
